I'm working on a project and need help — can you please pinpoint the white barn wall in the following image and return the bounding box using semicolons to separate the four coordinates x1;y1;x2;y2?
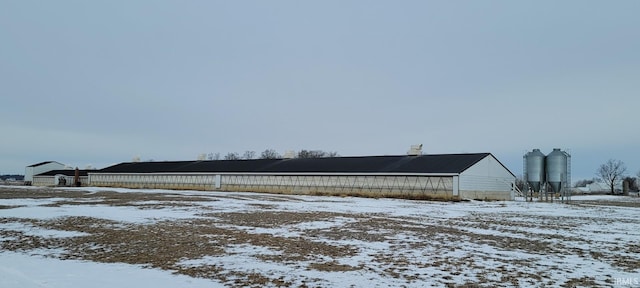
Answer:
459;155;515;200
220;174;454;199
25;162;65;184
89;173;217;191
88;171;514;200
32;176;55;186
89;173;457;200
32;175;89;187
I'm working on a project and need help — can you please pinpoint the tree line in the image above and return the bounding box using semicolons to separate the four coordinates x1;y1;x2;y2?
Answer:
203;149;339;161
0;174;24;180
567;159;637;194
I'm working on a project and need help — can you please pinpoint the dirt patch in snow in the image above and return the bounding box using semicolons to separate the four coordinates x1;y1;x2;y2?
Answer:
204;211;360;228
0;205;23;209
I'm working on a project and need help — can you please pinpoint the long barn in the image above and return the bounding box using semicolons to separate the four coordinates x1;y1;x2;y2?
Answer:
88;153;516;200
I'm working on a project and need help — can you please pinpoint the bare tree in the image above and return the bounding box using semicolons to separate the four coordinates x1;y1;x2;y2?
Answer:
260;149;281;159
297;150;315;158
297;150;326;158
224;152;241;160
515;175;525;191
596;159;627;194
242;150;256;160
296;149;341;158
326;151;340;157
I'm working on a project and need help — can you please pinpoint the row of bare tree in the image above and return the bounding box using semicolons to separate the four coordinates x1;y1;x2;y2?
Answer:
204;149;339;161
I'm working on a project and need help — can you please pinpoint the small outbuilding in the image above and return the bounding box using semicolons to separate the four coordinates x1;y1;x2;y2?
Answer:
32;169;90;187
24;161;65;185
89;153;516;200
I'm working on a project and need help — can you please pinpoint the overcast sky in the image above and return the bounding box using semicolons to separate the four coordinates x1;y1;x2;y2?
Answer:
1;1;639;182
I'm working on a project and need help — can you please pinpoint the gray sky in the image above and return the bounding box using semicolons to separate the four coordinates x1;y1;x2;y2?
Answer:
1;1;639;182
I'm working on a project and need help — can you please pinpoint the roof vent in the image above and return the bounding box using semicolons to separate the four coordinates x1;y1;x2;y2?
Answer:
283;150;296;159
407;144;423;156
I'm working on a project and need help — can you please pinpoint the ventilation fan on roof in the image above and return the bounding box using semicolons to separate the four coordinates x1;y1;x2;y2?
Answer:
407;144;423;156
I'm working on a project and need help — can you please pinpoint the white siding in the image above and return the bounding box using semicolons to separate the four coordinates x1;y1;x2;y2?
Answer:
220;174;453;197
459;155;515;200
90;173;218;190
88;173;456;200
452;175;459;196
33;175;89;187
24;162;65;183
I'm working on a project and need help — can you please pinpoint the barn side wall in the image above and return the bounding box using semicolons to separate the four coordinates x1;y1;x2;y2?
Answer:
88;173;457;200
32;175;54;186
25;162;65;184
32;176;89;187
459;155;515;200
89;174;217;191
458;190;512;201
220;174;455;200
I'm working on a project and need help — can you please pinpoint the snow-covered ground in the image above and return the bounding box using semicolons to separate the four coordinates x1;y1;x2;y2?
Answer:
1;185;639;287
1;251;222;288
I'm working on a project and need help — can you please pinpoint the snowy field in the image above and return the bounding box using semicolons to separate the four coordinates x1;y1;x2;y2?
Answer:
1;186;639;287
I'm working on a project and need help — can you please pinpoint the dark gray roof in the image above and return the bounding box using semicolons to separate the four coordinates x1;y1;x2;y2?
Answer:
27;161;61;167
95;153;504;175
36;170;90;177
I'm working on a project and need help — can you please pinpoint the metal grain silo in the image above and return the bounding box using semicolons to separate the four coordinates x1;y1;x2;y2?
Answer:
524;149;545;192
545;148;568;193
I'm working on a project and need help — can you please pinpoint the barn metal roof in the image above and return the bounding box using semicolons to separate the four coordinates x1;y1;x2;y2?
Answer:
27;161;63;167
95;153;499;174
35;170;91;177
